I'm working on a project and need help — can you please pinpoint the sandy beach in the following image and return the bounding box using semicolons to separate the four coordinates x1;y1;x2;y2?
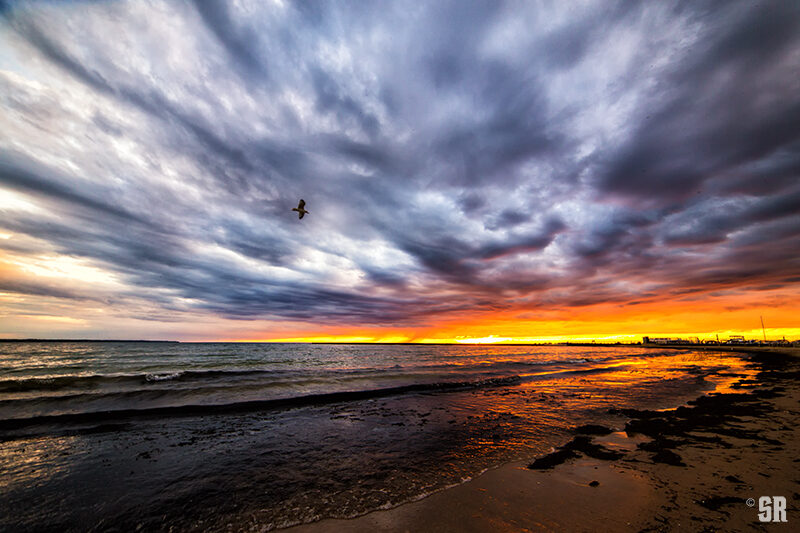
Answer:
288;353;799;532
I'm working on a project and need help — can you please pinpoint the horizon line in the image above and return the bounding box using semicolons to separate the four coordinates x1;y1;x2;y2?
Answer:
1;337;797;344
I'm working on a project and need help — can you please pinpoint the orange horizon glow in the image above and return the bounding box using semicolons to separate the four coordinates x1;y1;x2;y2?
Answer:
213;287;800;344
223;329;800;344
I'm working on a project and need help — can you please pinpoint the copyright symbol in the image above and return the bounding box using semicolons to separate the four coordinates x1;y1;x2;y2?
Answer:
746;498;755;507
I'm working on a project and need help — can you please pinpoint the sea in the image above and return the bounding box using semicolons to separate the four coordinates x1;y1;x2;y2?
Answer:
0;341;757;531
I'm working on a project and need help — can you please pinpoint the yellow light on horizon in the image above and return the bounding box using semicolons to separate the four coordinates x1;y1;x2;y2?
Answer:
234;335;396;343
455;335;513;344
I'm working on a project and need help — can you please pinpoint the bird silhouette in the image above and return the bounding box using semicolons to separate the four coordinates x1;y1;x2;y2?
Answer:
292;199;309;219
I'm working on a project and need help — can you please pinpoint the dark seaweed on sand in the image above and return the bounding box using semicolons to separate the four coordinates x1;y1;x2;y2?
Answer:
573;424;614;436
528;435;623;469
530;354;795;474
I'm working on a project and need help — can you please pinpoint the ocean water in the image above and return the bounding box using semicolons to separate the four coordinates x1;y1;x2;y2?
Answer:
0;342;756;531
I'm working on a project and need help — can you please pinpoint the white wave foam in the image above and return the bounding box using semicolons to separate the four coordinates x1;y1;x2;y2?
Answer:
145;372;183;382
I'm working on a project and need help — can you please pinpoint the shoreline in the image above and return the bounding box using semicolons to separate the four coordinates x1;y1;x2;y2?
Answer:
286;352;800;532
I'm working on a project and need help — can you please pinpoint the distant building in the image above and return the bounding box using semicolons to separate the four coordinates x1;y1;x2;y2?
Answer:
764;339;790;346
644;337;672;344
646;337;690;345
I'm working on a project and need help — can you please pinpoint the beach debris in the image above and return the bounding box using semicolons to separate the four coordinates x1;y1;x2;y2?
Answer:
528;447;580;470
292;199;309;219
571;436;625;461
651;449;686;466
574;424;614;436
528;435;624;470
637;437;687;452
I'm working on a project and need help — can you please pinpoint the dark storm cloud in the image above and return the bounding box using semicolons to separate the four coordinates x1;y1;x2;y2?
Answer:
597;1;800;204
476;218;565;260
0;155;146;224
432;61;560;187
485;209;532;231
662;188;800;246
310;66;381;137
191;0;265;77
0;278;82;300
1;0;798;329
9;14;257;184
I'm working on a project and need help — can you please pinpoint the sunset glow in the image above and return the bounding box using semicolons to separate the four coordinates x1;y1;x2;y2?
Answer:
3;4;800;533
1;1;798;342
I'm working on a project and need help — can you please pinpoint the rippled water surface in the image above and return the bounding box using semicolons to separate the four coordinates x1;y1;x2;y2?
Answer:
0;341;756;531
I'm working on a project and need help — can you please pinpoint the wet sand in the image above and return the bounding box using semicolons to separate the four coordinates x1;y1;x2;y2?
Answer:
288;354;800;532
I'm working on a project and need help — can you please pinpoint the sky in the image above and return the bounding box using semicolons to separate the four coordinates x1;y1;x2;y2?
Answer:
0;0;799;342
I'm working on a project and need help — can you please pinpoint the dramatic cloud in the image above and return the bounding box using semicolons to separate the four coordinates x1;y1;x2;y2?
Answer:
0;0;798;339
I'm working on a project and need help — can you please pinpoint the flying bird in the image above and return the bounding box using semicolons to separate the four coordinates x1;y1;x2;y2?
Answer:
292;199;309;219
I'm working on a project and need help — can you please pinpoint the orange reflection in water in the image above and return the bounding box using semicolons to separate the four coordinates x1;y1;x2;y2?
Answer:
0;436;76;491
427;349;760;464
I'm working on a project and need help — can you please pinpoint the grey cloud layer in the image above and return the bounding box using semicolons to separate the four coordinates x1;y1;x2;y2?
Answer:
0;0;798;327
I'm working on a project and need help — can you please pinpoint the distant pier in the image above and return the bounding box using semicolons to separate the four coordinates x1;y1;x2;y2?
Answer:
640;341;800;358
